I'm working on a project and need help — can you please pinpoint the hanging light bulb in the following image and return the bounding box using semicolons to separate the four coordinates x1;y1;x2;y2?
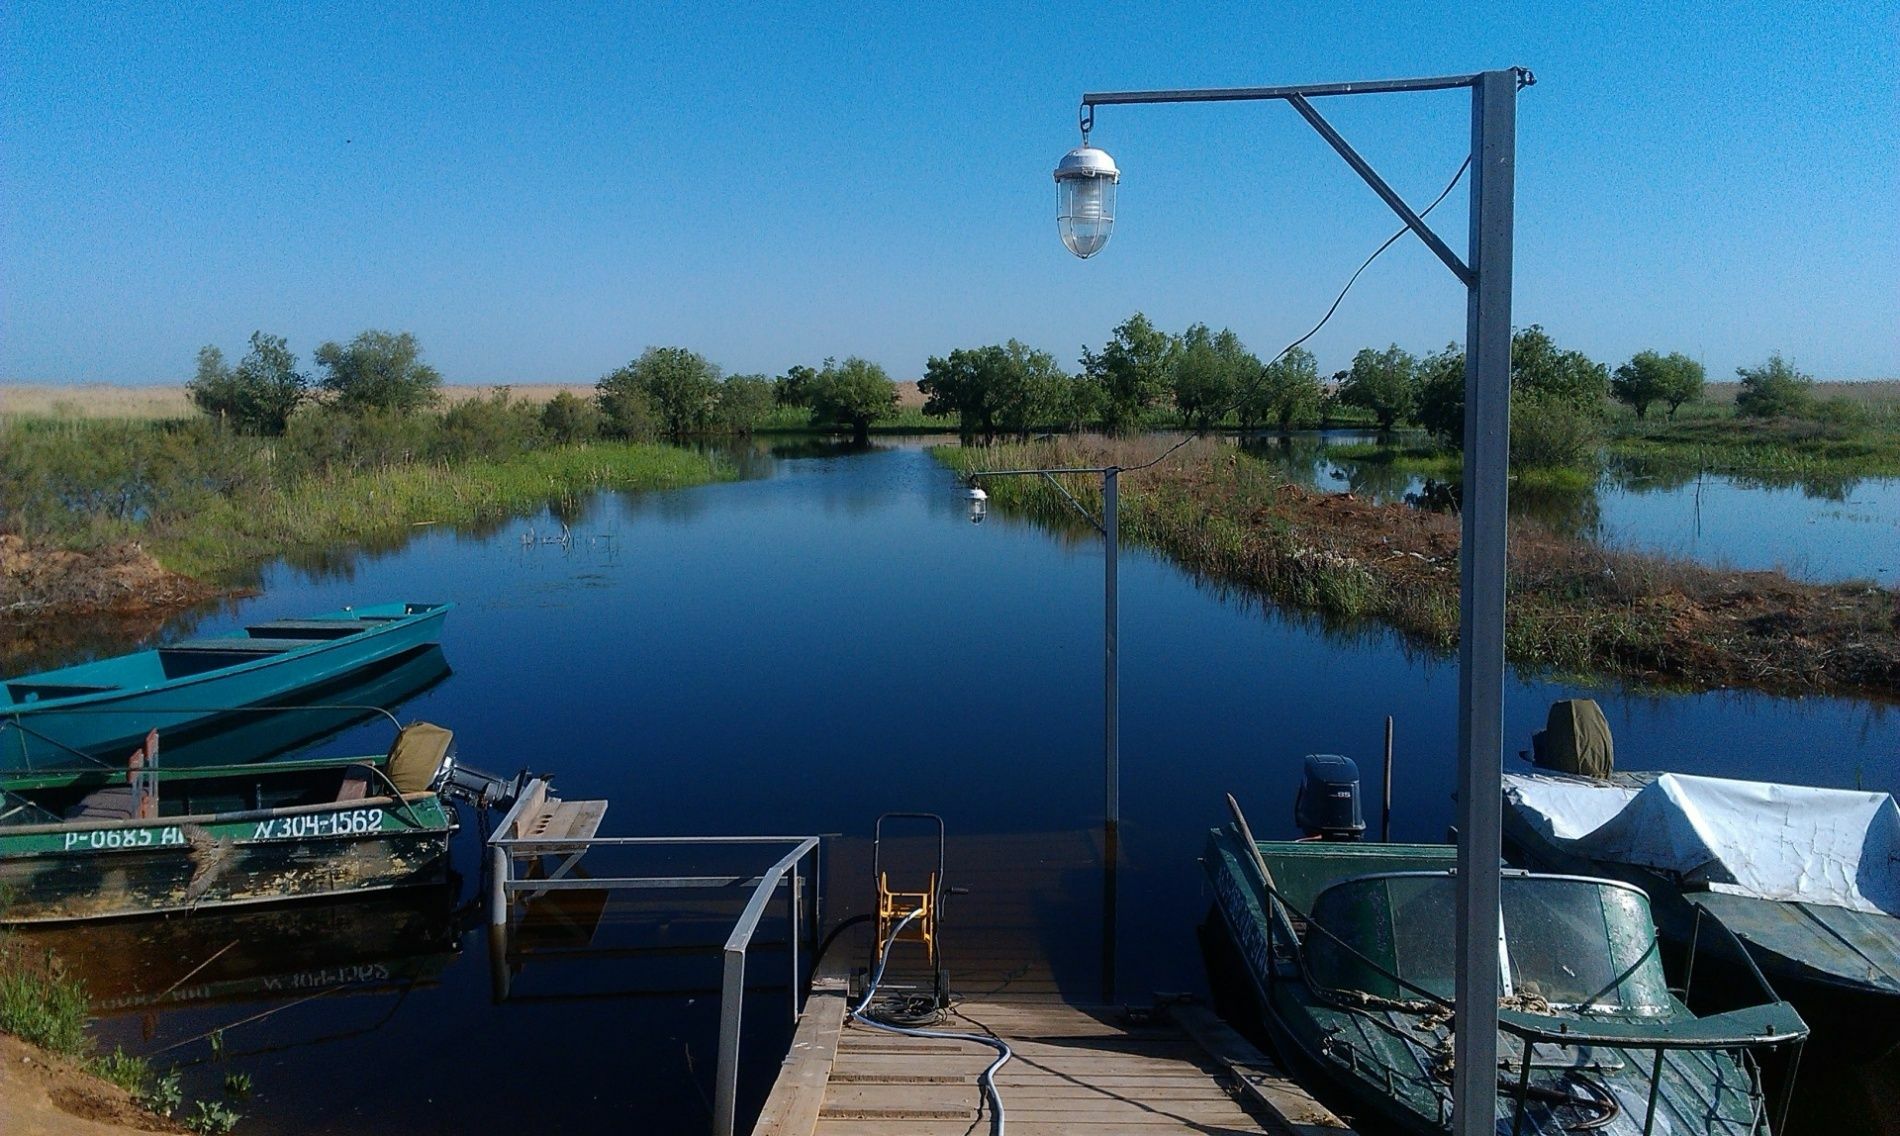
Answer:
1054;143;1119;259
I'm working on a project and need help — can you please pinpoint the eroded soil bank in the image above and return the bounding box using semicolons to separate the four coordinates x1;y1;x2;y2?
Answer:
0;536;234;672
943;437;1900;699
0;1035;183;1135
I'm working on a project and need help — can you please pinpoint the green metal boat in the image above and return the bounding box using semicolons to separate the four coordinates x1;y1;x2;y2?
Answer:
0;723;467;923
1204;809;1808;1134
1;601;452;771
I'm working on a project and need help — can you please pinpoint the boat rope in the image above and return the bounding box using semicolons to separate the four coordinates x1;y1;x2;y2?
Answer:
850;908;1012;1136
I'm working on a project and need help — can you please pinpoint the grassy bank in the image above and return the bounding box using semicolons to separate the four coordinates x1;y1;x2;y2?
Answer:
938;437;1898;697
0;412;737;616
1606;414;1900;481
154;443;732;580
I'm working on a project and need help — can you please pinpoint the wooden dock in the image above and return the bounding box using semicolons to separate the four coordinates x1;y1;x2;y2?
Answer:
754;961;1353;1136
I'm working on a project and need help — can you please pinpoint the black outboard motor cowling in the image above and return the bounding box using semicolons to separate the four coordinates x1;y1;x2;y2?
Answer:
1295;754;1366;841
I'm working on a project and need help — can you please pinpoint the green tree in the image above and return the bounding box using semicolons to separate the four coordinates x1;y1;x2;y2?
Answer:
1735;353;1814;418
1411;342;1466;442
716;374;776;434
1512;392;1600;468
313;330;441;414
923;341;1072;440
775;363;820;407
1658;354;1705;418
1339;344;1418;431
436;389;544;461
1610;351;1671;420
541;390;603;443
920;346;996;438
809;356;896;442
997;340;1072;437
1244;345;1320;432
1411;328;1614;445
1171;325;1256;431
1082;313;1176;433
598;346;720;437
594;382;656;440
187;333;308;434
1511;325;1608;406
1613;350;1704;420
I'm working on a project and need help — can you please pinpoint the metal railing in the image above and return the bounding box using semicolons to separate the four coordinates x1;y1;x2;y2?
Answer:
487;822;822;1136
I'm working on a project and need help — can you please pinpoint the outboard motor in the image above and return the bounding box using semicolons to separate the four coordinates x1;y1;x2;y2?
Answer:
1295;754;1366;841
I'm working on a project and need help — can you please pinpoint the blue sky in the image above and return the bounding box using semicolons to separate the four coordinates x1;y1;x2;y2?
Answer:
3;2;1895;385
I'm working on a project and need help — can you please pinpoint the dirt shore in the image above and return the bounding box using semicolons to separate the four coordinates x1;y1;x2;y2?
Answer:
0;1035;183;1135
0;537;236;672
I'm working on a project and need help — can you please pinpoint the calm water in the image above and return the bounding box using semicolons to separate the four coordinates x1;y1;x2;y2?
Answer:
1254;432;1900;583
22;438;1900;1134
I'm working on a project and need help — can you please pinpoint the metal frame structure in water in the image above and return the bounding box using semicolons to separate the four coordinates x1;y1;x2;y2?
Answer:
485;787;821;1136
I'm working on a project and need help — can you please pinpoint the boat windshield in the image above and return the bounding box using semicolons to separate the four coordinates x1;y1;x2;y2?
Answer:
1303;873;1672;1014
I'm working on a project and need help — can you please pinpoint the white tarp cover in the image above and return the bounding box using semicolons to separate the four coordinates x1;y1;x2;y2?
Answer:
1504;772;1900;916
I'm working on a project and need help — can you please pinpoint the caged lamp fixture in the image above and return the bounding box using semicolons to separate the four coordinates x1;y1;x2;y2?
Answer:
1053;137;1120;258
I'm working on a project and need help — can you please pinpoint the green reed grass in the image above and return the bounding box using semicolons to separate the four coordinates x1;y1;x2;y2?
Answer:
937;436;1897;696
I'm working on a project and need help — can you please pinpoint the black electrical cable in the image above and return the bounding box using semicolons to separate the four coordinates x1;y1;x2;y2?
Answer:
1116;153;1475;477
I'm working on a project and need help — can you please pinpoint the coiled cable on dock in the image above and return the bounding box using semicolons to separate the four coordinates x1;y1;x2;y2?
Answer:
849;909;1012;1136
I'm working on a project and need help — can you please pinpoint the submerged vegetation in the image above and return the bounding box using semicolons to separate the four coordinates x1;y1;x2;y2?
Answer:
939;436;1899;698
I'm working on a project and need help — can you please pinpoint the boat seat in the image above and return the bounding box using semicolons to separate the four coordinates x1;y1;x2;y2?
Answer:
7;681;121;702
160;637;313;654
245;620;364;640
335;764;375;802
68;786;139;821
386;722;454;794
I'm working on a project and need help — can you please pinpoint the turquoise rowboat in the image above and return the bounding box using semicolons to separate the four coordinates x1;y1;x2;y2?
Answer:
1;602;451;771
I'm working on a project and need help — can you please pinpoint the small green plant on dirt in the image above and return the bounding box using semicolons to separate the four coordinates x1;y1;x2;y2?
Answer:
91;1046;153;1094
185;1099;242;1134
141;1068;185;1117
223;1070;253;1098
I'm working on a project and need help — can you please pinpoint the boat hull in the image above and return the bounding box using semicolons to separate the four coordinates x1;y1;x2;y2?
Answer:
0;795;453;924
1;603;450;770
1203;827;1776;1135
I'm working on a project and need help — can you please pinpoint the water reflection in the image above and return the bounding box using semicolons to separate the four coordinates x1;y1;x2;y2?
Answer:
17;436;1885;1135
1244;432;1900;582
26;887;466;1017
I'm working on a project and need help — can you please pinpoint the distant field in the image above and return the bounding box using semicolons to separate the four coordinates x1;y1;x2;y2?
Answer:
0;380;927;418
1700;378;1900;406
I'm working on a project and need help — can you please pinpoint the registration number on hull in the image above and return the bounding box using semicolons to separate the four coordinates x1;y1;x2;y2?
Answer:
62;826;186;851
252;808;386;840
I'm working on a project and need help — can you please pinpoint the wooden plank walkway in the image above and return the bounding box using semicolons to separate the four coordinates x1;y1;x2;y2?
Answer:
756;963;1352;1136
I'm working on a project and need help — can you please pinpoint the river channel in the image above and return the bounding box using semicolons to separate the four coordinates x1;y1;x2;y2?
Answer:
21;437;1899;1134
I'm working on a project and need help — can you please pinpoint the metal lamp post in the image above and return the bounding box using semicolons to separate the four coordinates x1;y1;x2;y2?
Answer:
1058;69;1530;1136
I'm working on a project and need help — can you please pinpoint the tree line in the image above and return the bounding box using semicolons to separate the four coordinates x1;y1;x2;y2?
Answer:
186;324;1828;463
186;332;907;444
